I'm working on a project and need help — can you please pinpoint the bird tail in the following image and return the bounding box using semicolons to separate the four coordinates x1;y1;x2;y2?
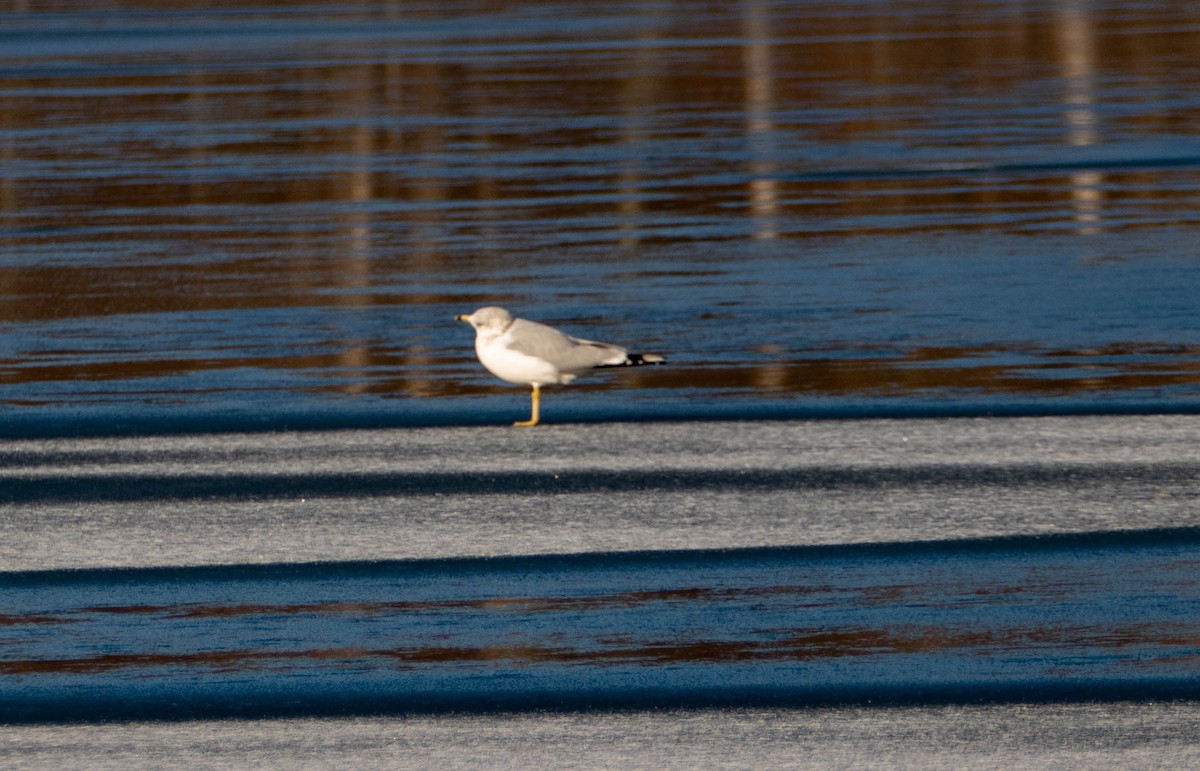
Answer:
605;352;665;368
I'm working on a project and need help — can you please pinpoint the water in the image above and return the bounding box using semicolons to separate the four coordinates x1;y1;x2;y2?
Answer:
2;0;1200;433
4;416;1200;765
7;528;1200;724
4;1;1200;764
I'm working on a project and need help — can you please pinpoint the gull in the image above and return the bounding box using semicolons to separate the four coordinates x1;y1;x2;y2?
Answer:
455;306;665;427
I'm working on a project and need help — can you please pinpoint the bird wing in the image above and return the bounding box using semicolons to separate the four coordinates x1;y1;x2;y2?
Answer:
505;318;628;372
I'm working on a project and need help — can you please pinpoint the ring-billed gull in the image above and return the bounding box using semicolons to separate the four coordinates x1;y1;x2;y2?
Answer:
456;306;665;427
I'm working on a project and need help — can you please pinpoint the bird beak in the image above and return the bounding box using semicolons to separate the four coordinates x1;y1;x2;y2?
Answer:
455;314;470;322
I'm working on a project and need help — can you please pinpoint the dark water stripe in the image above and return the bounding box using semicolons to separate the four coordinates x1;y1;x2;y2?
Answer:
7;680;1200;726
6;525;1200;587
2;461;1196;505
3;401;1200;441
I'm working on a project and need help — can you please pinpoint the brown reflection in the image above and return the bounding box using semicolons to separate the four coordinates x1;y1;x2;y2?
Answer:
0;647;373;676
5;336;1199;401
341;343;1200;401
0;349;458;390
628;348;1200;399
0;613;64;626
7;622;1197;676
0;260;468;325
69;584;830;622
1;2;1195;243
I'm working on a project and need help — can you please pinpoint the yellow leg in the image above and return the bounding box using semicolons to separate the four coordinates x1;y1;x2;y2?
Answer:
513;384;541;427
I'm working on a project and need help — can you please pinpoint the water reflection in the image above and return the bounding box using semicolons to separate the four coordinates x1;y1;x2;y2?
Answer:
1;0;1199;426
1058;0;1103;234
743;0;779;240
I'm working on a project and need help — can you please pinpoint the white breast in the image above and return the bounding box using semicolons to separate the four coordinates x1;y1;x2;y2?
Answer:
476;331;572;386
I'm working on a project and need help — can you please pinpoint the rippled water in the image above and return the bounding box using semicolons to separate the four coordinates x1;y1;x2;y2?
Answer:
2;0;1199;433
6;530;1200;723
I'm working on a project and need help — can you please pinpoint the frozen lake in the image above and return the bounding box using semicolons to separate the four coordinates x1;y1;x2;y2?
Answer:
4;415;1200;765
3;0;1200;766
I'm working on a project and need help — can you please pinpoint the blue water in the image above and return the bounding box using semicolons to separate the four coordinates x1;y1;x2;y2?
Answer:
2;0;1200;434
6;528;1200;723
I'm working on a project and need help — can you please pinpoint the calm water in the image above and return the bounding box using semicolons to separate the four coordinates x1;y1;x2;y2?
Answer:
2;0;1200;433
